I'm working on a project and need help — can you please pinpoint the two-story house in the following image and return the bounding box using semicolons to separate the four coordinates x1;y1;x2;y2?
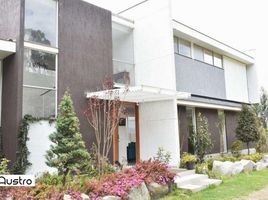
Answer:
0;0;258;174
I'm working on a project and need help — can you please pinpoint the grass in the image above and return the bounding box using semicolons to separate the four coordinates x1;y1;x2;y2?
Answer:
163;169;268;200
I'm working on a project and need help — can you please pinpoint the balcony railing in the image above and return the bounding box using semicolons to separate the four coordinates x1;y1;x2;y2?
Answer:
113;59;135;86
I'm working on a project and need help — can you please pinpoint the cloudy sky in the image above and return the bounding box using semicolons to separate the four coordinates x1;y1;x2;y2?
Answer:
85;0;268;91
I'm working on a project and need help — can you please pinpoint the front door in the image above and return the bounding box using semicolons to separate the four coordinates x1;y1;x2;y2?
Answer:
113;103;140;165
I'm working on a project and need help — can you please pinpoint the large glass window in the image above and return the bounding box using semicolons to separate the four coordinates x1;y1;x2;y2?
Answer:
178;38;191;57
23;49;56;88
24;0;57;47
23;48;56;118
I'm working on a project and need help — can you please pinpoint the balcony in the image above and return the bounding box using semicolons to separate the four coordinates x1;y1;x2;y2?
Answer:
0;39;16;59
113;59;135;86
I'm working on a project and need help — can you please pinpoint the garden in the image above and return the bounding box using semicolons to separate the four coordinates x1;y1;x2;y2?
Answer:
0;83;268;199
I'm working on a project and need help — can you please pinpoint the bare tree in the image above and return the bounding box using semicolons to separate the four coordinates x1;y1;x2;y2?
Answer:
85;78;127;175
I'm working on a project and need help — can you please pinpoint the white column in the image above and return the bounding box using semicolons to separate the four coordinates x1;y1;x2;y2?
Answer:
139;99;180;166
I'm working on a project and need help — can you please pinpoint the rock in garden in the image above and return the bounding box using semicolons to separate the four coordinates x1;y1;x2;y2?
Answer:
63;195;72;200
102;196;120;200
240;159;255;172
128;182;151;200
256;162;268;171
212;161;233;175
81;193;90;200
231;162;244;175
147;182;169;199
261;155;268;163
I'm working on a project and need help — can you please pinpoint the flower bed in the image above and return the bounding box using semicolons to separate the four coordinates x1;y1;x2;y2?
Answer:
0;160;176;200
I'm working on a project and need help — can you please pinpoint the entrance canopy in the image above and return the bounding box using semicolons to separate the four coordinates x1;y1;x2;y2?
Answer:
86;85;190;103
0;39;16;59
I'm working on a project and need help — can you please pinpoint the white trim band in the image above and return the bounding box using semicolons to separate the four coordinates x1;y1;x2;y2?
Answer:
177;100;242;111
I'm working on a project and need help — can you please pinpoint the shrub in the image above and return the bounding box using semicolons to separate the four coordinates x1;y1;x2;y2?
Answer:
154;147;171;164
195;163;208;174
0;158;9;174
180;152;197;168
135;159;175;186
241;153;263;163
190;112;213;163
236;105;259;155
86;168;145;199
231;140;242;157
46;91;91;185
256;128;268;153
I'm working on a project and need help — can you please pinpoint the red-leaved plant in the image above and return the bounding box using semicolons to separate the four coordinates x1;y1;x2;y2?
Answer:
135;159;175;185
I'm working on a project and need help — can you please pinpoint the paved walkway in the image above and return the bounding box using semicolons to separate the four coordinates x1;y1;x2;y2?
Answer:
236;186;268;200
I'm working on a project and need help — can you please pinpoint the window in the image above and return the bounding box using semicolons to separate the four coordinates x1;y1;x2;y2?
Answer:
194;45;204;61
214;53;223;68
24;0;57;47
178;38;191;57
204;49;213;65
23;48;56;118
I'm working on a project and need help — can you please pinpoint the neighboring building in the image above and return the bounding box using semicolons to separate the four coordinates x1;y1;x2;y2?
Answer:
0;0;258;173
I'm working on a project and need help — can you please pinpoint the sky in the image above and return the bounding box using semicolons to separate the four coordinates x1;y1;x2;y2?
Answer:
84;0;268;91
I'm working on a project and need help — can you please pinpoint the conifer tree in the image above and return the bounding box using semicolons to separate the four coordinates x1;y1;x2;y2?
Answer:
236;105;259;155
190;112;213;163
46;91;90;184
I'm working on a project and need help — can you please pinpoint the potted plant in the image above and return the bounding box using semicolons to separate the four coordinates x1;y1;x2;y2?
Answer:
181;152;197;170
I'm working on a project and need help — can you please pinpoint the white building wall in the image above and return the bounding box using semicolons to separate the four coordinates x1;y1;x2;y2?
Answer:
139;99;180;166
223;56;249;103
121;0;176;90
26;121;57;176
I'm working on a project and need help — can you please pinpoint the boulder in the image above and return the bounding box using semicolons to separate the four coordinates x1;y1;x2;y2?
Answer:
240;159;255;172
212;161;233;175
262;155;268;163
63;195;72;200
231;162;244;175
81;193;90;200
256;162;268;171
147;182;169;199
128;182;150;200
212;160;244;175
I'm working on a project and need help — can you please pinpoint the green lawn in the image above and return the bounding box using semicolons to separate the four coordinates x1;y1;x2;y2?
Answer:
163;169;268;200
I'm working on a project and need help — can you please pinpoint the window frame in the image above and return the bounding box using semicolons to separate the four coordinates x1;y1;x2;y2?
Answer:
24;0;58;48
22;44;58;117
178;38;192;58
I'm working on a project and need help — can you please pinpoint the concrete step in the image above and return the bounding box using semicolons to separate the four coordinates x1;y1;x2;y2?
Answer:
169;167;187;174
200;178;222;186
176;169;195;177
179;183;208;193
175;174;209;187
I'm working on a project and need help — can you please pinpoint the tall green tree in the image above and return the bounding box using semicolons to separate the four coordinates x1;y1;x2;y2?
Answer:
190;112;213;163
46;91;90;184
236;105;259;155
259;88;268;128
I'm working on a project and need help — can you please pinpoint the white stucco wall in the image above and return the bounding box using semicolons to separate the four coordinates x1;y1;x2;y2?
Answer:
121;0;176;90
139;99;180;166
26;121;57;176
223;56;249;102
